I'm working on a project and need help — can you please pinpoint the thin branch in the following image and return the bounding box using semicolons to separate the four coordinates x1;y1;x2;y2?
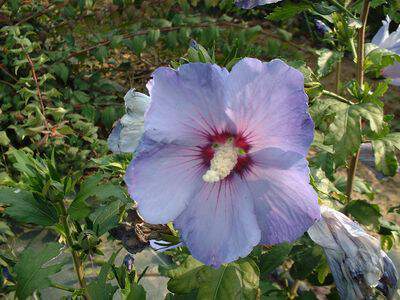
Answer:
14;3;56;26
321;90;353;104
50;282;76;293
0;63;18;82
24;50;50;133
289;279;301;299
346;0;370;201
335;60;341;94
67;21;315;60
68;24;213;58
0;79;16;89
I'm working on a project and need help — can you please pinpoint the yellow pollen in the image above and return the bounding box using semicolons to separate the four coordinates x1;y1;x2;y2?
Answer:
202;140;238;183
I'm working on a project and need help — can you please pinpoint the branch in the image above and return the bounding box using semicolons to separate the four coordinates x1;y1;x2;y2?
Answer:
14;3;56;26
67;20;315;60
0;63;18;82
321;90;353;104
346;0;370;201
24;51;50;134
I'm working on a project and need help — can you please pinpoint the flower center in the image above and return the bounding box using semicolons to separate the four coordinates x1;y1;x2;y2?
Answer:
202;139;239;183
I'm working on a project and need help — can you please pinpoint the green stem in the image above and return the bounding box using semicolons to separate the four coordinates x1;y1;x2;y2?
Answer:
321;90;353;104
50;282;76;293
346;0;370;201
289;280;301;299
335;60;342;94
326;0;355;18
57;200;90;299
349;37;357;61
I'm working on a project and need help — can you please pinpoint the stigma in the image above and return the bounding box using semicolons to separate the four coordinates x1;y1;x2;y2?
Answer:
203;140;239;183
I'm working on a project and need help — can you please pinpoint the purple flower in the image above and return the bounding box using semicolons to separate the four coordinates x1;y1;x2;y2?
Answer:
371;16;400;86
235;0;282;9
123;253;135;272
125;58;320;267
308;206;398;299
314;20;331;36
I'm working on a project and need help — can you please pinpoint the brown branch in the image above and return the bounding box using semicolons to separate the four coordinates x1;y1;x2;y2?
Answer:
0;63;18;82
68;23;214;58
346;0;370;201
226;21;315;55
0;79;16;89
24;51;50;134
68;20;314;60
14;3;56;26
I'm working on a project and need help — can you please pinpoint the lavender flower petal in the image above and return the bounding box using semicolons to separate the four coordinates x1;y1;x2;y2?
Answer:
371;16;400;85
246;153;320;244
125;138;205;224
226;58;314;156
235;0;282;9
145;63;231;146
174;175;261;268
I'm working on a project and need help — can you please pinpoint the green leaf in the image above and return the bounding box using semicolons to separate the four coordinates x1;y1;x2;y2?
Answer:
69;173;129;220
290;245;324;280
128;36;147;56
124;283;147;300
73;90;90;103
94;45;109;62
325;103;361;165
0;131;10;146
15;243;64;299
355;102;384;133
260;243;292;275
259;280;286;299
345;200;382;227
90;200;123;236
147;29;160;45
162;256;203;294
267;1;312;21
51;63;69;83
325;102;383;165
0;187;58;226
197;259;259;300
162;256;259;299
335;176;374;200
316;49;343;78
68;174;102;220
372;132;400;176
87;252;119;300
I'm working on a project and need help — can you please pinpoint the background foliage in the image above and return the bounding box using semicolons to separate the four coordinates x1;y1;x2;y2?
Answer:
0;0;399;299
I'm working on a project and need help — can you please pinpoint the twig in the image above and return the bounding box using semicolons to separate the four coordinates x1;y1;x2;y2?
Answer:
68;24;213;58
24;51;50;134
321;90;353;104
68;21;315;60
0;63;18;82
226;21;315;55
50;282;76;293
346;0;370;201
0;79;16;89
14;3;56;26
335;60;341;94
289;279;301;299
